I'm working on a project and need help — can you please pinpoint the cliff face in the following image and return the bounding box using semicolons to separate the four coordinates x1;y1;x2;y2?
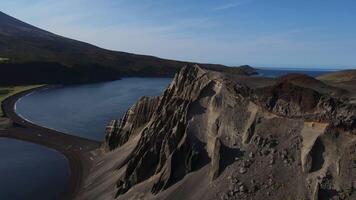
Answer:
104;66;218;195
86;65;355;200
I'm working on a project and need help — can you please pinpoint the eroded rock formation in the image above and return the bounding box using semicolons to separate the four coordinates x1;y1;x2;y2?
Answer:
81;65;356;200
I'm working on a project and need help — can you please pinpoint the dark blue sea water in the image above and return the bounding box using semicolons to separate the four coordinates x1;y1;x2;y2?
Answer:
256;68;335;78
15;78;172;141
0;138;69;200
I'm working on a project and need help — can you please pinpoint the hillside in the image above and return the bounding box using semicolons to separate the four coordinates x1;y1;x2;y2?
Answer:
0;11;255;85
317;70;356;83
317;70;356;104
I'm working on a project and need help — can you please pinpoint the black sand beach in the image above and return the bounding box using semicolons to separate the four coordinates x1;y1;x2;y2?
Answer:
0;86;100;200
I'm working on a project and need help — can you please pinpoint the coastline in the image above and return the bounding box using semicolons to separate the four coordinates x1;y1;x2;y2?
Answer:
0;86;100;200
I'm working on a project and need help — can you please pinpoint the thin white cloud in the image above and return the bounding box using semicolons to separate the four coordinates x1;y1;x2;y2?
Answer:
212;0;249;11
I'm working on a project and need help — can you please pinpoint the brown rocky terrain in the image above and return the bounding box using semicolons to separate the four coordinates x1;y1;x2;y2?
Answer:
79;65;356;200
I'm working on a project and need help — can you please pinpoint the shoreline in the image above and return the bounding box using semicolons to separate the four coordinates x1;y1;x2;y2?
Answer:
0;86;100;200
13;86;78;136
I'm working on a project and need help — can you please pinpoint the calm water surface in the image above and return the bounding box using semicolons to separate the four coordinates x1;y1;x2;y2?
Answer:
0;138;69;200
256;68;334;77
15;78;172;141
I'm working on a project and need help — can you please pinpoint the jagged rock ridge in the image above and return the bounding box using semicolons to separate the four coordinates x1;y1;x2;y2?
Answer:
96;65;355;200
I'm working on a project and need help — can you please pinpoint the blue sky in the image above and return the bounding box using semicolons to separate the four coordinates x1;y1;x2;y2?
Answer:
1;0;356;69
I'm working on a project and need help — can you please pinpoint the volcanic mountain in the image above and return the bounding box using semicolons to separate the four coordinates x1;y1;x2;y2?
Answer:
0;11;255;85
78;65;356;200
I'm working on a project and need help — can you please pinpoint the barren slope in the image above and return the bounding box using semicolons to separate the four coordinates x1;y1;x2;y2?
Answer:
79;65;356;200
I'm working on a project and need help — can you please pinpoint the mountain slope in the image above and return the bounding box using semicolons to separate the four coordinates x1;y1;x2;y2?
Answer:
317;70;356;104
0;11;252;85
317;70;356;83
79;65;355;200
0;11;181;73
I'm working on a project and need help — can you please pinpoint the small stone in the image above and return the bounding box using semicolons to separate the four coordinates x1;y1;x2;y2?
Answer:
242;160;250;168
262;149;270;155
229;185;234;190
269;158;274;165
282;150;287;156
239;185;246;192
235;157;240;161
249;152;254;158
232;178;239;184
239;167;247;174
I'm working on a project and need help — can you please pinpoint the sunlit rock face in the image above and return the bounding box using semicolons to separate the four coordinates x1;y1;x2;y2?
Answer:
101;65;355;200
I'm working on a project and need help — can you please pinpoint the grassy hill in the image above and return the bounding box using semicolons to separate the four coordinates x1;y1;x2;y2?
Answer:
0;11;238;85
0;85;43;129
0;85;43;116
317;69;356;83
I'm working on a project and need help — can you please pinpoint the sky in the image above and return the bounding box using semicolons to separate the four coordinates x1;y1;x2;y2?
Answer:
1;0;356;69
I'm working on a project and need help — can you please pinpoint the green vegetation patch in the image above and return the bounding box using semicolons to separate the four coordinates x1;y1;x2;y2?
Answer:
0;85;43;129
317;70;356;83
0;117;11;130
0;85;43;116
0;57;9;62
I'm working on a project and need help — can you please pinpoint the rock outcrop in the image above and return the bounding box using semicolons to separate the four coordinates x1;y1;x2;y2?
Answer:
83;64;355;200
105;96;160;151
